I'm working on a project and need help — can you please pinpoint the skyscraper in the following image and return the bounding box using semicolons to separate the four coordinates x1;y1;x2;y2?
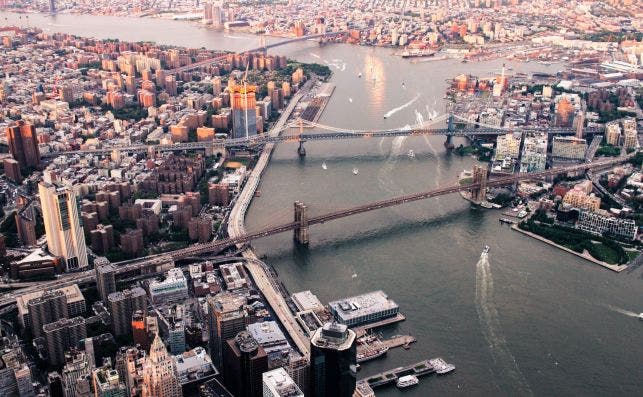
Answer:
92;365;127;397
43;317;87;367
231;83;257;139
309;323;357;397
222;331;268;397
95;257;116;304
27;289;68;339
207;293;247;369
39;182;88;271
6;120;40;169
61;350;91;397
141;334;182;397
107;287;147;337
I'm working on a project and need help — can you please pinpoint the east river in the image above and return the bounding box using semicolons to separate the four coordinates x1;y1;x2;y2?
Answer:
2;12;642;396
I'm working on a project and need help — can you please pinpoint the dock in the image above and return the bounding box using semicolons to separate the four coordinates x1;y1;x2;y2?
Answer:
298;82;335;125
360;360;435;389
354;313;406;337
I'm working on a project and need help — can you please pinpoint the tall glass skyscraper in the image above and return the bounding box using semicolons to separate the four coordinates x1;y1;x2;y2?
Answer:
310;323;357;397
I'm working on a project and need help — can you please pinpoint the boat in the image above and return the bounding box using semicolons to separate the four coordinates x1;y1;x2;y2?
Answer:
357;72;362;78
639;313;643;320
349;97;353;103
483;245;490;254
396;375;419;389
353;168;359;175
407;149;415;158
401;82;406;87
429;358;456;375
357;346;389;363
480;201;493;209
322;161;327;170
383;115;388;119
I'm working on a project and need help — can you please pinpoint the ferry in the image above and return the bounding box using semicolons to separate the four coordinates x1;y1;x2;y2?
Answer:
357;346;389;363
396;375;419;389
429;358;456;375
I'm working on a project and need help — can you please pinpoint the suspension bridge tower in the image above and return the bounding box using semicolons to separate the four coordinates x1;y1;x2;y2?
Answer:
293;201;309;245
297;119;306;157
445;113;455;149
470;164;489;203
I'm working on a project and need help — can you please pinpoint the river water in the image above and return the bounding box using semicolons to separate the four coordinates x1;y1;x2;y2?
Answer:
3;11;642;396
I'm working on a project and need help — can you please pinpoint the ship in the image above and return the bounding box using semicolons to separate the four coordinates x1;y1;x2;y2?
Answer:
357;346;389;363
429;358;456;375
396;375;419;388
400;49;436;58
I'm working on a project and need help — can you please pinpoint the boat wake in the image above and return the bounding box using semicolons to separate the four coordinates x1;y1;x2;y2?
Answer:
606;305;639;318
475;252;532;395
309;53;321;59
377;135;406;196
383;94;420;119
223;35;244;39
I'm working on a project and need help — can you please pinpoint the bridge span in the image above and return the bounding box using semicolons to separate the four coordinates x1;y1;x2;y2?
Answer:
0;156;630;310
41;124;599;159
168;31;348;74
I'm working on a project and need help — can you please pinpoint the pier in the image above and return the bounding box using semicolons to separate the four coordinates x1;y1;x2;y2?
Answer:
354;313;406;337
360;360;435;389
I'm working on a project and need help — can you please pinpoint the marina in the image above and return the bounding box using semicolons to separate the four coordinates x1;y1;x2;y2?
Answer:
359;357;455;389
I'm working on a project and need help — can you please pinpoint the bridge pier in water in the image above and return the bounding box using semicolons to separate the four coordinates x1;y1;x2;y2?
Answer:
445;113;455;149
293;201;309;245
297;139;306;157
470;164;489;203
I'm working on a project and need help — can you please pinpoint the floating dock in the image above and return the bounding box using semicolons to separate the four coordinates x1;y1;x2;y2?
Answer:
354;313;406;337
361;360;435;389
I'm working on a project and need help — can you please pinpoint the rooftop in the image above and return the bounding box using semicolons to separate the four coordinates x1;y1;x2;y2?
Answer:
328;290;399;322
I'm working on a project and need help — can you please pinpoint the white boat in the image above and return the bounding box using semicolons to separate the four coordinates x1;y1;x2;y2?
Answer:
407;149;415;158
358;72;362;78
429;358;456;375
353;168;359;175
322;161;327;170
639;313;643;320
396;375;419;389
483;245;490;254
349;97;353;103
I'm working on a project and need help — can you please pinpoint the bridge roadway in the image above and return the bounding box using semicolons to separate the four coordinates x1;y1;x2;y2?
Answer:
169;31;348;74
40;126;597;159
0;155;631;312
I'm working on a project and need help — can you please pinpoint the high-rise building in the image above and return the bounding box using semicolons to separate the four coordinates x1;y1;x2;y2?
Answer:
3;158;22;183
231;83;257;138
48;371;64;397
309;323;357;397
39;182;88;271
108;287;147;336
92;365;127;397
141;334;182;397
61;350;91;397
262;367;304;397
43;317;87;367
27;289;68;339
95;257;116;304
207;293;248;369
18;284;85;334
222;331;268;397
6;120;40;169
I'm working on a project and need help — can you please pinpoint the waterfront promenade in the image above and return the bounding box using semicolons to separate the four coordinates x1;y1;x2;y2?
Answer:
228;78;317;357
511;225;628;272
